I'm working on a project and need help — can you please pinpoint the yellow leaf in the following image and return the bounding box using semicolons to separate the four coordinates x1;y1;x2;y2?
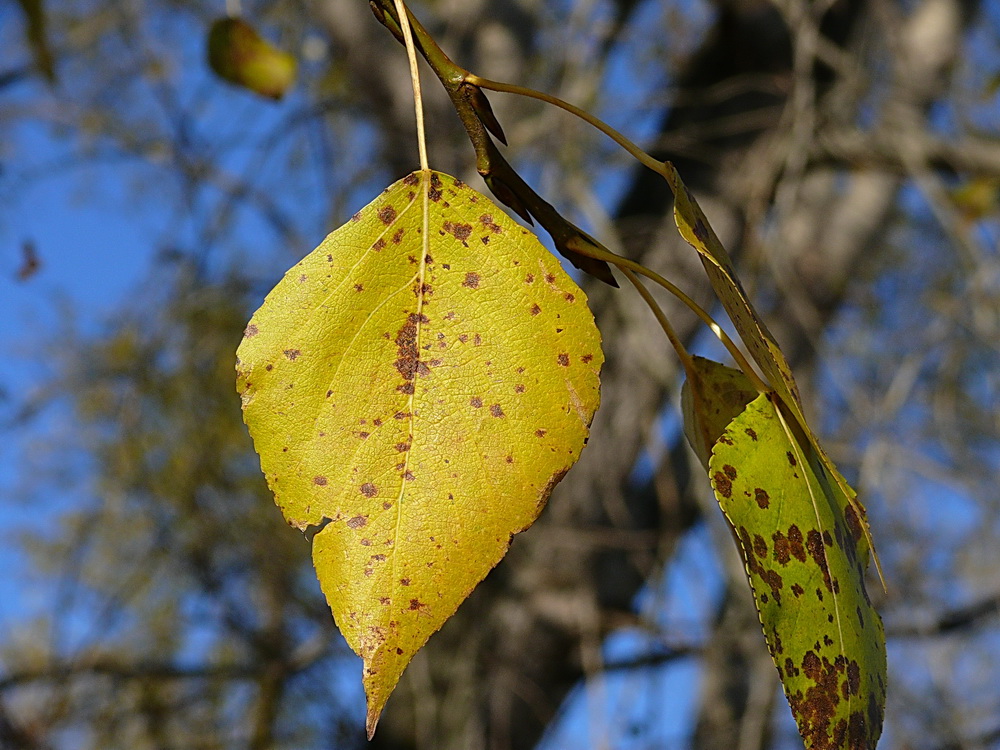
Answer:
236;170;602;735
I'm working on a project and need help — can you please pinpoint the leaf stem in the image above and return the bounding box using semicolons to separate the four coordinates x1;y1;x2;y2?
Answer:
568;237;769;394
620;268;698;379
465;74;669;181
392;0;429;171
370;1;767;392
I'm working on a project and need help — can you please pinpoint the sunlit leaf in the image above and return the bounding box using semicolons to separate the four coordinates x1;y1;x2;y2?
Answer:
207;17;296;100
707;387;886;750
236;170;602;736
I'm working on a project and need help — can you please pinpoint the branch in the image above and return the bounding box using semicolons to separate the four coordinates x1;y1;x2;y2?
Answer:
810;129;1000;179
0;660;262;692
887;592;1000;638
601;643;700;673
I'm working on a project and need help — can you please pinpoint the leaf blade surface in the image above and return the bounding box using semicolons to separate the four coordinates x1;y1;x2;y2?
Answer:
709;391;886;750
236;170;602;733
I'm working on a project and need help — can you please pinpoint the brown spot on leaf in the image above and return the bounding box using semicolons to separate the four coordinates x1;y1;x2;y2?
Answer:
525;273;535;283
753;534;767;559
564;293;576;302
463;272;480;289
545;273;556;283
480;214;503;233
470;397;483;408
490;404;505;418
347;515;368;529
557;353;570;366
244;324;259;337
844;503;863;545
785;525;806;562
394;319;419;381
283;349;301;360
360;483;378;497
265;364;273;371
428;173;443;201
443;221;473;243
713;472;733;499
403;471;415;481
789;650;845;749
787;451;797;467
723;464;737;481
408;599;425;611
773;531;791;564
392;228;405;244
400;578;411;586
745;427;758;441
808;529;834;592
535;429;547;437
792;583;805;598
350;211;362;222
403;173;419;186
372;238;386;252
785;657;799;678
530;303;541;316
313;476;328;486
754;488;770;509
378;206;397;224
692;219;710;244
581;354;593;363
354;283;364;292
514;384;525;393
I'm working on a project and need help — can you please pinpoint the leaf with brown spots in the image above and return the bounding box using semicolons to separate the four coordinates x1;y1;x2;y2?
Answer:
236;170;602;736
708;391;886;750
666;165;881;579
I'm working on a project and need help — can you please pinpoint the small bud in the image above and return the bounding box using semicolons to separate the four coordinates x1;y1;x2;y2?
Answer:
465;85;507;146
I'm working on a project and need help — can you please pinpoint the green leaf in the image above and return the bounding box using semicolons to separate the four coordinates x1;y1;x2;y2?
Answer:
236;170;602;736
207;17;296;100
708;389;886;750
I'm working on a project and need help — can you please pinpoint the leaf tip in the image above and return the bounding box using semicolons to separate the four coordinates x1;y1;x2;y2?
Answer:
365;709;380;741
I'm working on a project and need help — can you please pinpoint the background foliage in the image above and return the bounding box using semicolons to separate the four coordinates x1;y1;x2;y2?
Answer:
1;0;999;748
